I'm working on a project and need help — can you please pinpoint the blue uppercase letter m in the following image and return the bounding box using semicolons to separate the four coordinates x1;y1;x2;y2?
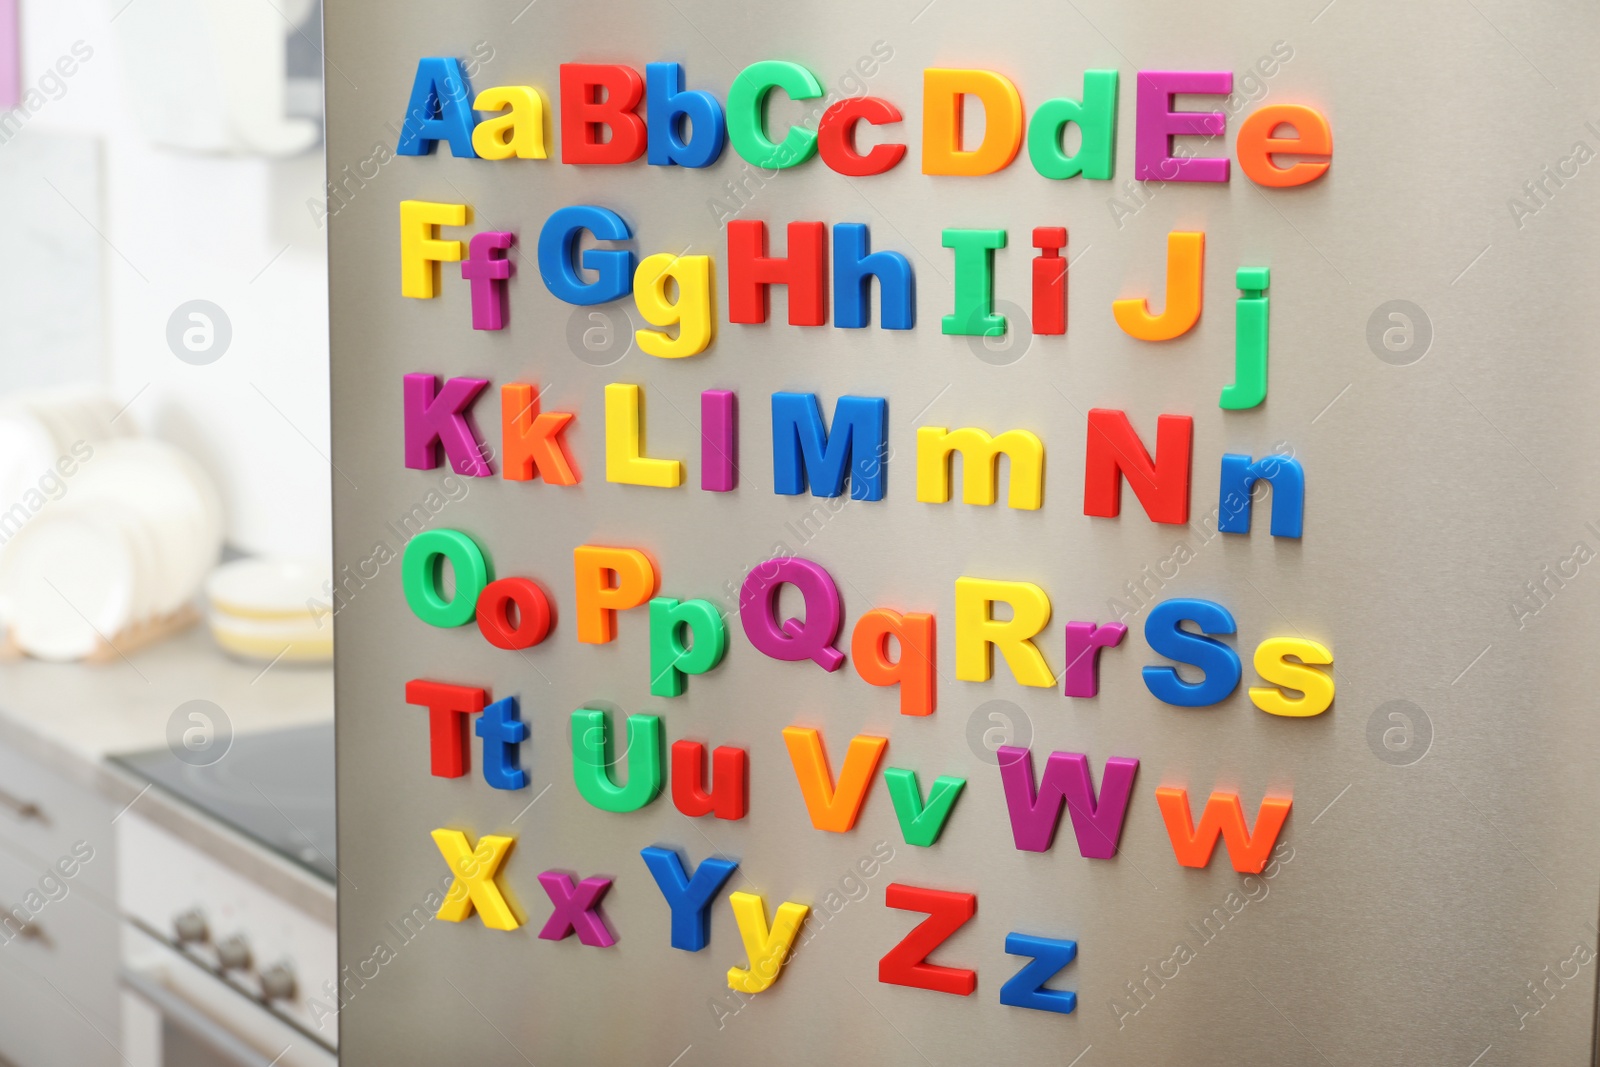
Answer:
772;393;888;501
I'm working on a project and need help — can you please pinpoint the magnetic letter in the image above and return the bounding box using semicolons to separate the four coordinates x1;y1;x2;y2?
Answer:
727;220;827;326
1112;231;1203;341
1135;71;1231;182
727;892;809;993
399;200;466;299
573;545;657;644
1249;637;1335;717
634;253;714;357
997;748;1138;858
851;609;935;716
739;556;844;670
537;872;615;946
433;829;517;930
537;205;635;305
475;695;528;790
701;389;737;492
1031;227;1067;335
649;596;729;697
726;60;822;169
941;228;1006;336
879;884;976;996
405;679;486;778
782;727;886;832
471;85;547;160
570;709;663;812
559;63;647;164
402;528;491;627
1156;788;1292;873
475;577;552;650
954;577;1053;687
1236;104;1332;188
403;373;490;475
645;62;726;168
1083;409;1192;524
834;223;914;330
671;740;749;820
397;58;478;157
641;847;739;951
501;383;579;484
1000;934;1077;1015
817;96;905;176
1217;452;1304;538
605;383;683;487
921;69;1023;176
771;393;887;501
460;231;513;331
1142;597;1241;707
883;768;965;847
1027;70;1118;180
917;427;1043;509
1062;621;1127;698
1220;267;1269;410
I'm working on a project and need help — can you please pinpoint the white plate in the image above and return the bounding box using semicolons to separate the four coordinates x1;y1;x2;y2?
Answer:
68;440;223;617
206;558;330;620
0;508;137;660
0;413;59;537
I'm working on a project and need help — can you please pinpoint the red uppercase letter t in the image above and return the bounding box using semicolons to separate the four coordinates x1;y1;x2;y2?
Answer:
405;680;487;778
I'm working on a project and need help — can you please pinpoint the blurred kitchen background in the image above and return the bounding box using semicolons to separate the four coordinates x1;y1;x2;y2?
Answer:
0;1;339;1064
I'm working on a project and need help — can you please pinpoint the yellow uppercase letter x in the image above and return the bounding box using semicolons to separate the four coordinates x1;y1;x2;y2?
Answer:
432;829;519;931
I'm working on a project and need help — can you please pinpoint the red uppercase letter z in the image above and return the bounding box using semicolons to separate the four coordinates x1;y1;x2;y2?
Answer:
879;883;977;996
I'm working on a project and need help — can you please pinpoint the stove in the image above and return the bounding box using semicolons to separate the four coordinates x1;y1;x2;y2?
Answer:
111;723;336;883
111;724;339;1066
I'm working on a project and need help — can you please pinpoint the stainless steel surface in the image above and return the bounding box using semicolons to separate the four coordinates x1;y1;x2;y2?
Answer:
326;1;1600;1063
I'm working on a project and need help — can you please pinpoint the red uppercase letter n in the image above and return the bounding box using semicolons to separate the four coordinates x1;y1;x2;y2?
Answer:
1083;409;1192;524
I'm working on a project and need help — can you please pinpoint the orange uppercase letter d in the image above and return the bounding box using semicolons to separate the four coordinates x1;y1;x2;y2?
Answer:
921;69;1024;177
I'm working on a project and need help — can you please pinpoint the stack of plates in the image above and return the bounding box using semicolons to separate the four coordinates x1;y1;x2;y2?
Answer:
205;558;333;664
0;387;133;533
0;438;224;660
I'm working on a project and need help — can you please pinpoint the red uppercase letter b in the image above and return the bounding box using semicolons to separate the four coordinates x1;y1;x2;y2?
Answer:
561;65;648;164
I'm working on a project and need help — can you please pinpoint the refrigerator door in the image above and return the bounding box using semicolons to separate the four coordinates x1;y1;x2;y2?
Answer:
326;2;1600;1063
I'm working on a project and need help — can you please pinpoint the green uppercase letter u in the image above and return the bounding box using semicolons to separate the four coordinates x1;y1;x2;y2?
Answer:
571;708;663;813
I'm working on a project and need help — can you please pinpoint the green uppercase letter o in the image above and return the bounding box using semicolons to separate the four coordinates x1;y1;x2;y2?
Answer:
402;528;491;627
727;60;823;169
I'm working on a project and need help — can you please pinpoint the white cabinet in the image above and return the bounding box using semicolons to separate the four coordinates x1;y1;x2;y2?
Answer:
0;740;120;1067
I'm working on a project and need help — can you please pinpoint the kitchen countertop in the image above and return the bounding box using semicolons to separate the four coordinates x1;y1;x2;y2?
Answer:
0;626;337;922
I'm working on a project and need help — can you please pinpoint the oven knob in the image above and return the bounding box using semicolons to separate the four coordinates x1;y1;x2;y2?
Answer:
259;961;297;1002
215;934;252;971
173;909;209;944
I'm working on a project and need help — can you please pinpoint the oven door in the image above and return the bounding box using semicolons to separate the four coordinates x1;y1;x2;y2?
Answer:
119;928;335;1067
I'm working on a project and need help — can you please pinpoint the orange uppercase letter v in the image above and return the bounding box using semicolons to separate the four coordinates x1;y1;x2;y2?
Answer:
783;727;887;832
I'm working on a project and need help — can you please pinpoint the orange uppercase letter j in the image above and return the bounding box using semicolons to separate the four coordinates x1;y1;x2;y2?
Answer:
1113;231;1204;341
